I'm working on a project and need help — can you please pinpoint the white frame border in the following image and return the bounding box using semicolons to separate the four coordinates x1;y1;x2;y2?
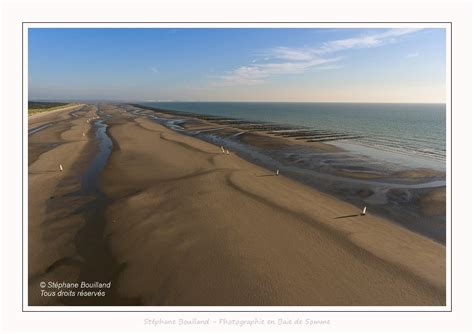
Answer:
22;22;452;313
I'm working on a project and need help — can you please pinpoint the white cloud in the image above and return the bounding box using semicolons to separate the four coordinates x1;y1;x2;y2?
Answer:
214;28;422;86
268;47;315;61
216;57;340;86
316;28;421;54
405;52;420;58
149;66;159;74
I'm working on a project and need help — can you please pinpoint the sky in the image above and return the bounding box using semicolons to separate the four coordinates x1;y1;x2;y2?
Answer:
28;28;446;103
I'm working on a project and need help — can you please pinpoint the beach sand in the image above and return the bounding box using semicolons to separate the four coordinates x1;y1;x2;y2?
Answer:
28;105;95;305
28;104;446;306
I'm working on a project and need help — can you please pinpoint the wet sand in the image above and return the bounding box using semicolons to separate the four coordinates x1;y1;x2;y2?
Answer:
28;104;446;306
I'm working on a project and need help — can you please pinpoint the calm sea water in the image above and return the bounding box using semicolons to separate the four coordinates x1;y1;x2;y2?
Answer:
142;102;446;170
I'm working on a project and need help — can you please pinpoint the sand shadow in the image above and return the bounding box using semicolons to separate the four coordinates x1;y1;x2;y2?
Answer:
29;170;60;174
256;173;278;177
334;214;360;219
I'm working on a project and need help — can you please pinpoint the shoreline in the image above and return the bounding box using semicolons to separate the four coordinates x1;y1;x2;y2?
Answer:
135;103;445;170
132;104;447;244
135;102;446;167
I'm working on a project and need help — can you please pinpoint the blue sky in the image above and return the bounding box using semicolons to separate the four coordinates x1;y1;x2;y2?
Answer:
28;28;446;103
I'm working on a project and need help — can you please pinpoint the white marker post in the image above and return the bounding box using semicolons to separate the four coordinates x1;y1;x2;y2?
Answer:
361;206;367;216
59;164;63;172
276;169;279;176
226;149;230;155
221;146;225;153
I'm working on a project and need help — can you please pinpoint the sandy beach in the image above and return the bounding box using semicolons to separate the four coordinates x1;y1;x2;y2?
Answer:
28;104;96;305
28;104;446;306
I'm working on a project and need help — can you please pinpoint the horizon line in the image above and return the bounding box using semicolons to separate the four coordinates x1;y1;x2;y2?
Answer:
28;99;447;105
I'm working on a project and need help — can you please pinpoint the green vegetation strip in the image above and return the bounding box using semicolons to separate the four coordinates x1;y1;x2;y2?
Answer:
28;102;77;115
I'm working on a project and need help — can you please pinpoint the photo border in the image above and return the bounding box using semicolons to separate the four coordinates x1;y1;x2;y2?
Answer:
22;21;452;313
